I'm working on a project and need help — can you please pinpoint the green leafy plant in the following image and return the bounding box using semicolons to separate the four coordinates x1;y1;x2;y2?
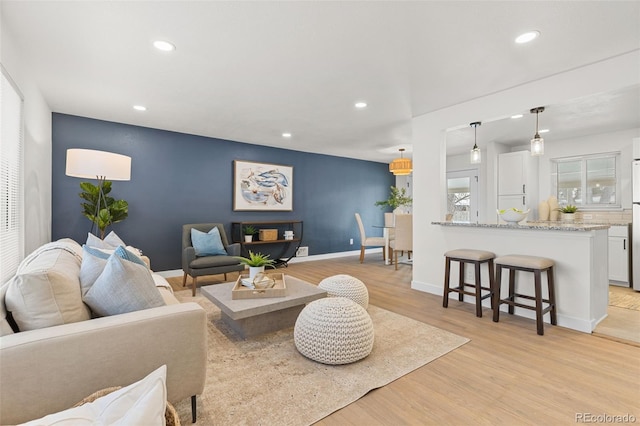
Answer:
557;204;578;213
79;181;128;239
235;251;276;268
243;225;258;236
375;186;413;210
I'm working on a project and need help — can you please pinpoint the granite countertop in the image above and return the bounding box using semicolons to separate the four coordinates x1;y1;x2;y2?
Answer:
431;221;612;231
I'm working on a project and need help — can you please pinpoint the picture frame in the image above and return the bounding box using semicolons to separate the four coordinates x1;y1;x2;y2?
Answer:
233;160;293;211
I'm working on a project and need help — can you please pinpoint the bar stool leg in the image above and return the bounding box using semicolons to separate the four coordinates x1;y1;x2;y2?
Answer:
547;266;557;325
507;268;516;315
443;257;451;308
474;261;482;317
458;261;464;301
493;265;502;323
488;259;496;311
534;269;544;335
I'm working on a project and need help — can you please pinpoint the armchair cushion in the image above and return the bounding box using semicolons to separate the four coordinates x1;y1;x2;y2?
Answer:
191;227;227;257
190;255;242;269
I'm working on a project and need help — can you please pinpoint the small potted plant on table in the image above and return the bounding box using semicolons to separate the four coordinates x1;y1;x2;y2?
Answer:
557;204;578;222
243;225;257;242
236;250;276;279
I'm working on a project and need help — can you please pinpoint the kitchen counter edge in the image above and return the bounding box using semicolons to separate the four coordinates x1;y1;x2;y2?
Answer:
431;221;611;231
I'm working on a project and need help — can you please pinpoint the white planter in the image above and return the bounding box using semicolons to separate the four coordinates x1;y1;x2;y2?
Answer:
244;235;253;242
249;266;265;279
561;212;576;222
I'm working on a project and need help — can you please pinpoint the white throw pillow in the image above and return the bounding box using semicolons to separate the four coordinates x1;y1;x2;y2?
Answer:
86;232;114;249
82;254;165;317
6;246;90;331
20;365;167;426
103;230;126;248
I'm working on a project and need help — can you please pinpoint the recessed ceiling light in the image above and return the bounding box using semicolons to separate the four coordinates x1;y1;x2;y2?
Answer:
515;31;540;44
539;129;550;134
511;114;524;119
133;105;147;111
282;132;292;138
355;102;367;109
153;40;176;52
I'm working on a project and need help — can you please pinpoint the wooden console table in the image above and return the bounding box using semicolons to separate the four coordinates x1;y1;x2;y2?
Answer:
231;220;303;266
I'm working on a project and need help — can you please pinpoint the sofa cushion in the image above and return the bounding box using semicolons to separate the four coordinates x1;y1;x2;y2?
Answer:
5;241;90;332
82;255;165;317
21;365;167;426
191;227;227;256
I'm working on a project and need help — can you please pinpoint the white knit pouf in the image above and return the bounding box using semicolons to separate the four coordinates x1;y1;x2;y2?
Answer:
318;274;369;309
294;297;374;365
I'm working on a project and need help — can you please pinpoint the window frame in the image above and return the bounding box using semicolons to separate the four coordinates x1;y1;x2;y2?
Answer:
1;65;25;285
550;151;622;211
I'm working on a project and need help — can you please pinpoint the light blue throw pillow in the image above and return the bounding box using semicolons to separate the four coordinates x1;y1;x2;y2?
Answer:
82;254;165;317
191;227;227;256
114;245;147;267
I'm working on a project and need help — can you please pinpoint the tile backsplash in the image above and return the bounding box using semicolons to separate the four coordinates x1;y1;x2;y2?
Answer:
575;209;632;224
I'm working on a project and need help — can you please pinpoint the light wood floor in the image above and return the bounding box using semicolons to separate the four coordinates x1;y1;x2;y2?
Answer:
286;254;639;425
183;254;639;425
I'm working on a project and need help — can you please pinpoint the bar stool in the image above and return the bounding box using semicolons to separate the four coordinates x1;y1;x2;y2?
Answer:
492;255;557;335
442;249;496;317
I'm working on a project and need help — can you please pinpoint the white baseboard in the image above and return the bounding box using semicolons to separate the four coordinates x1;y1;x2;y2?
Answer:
154;248;382;278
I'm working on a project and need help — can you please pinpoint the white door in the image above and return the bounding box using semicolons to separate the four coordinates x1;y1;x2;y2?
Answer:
446;170;478;223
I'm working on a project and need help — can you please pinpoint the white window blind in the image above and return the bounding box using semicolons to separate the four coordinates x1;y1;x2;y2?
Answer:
0;66;24;285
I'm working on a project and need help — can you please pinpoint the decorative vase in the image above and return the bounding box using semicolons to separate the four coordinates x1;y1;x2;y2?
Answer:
548;196;559;221
249;266;265;280
538;201;550;221
244;235;253;242
561;212;575;222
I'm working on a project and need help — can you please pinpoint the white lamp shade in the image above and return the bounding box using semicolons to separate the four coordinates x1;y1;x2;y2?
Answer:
65;149;131;180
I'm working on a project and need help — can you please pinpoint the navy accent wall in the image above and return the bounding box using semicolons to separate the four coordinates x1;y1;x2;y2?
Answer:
52;114;394;271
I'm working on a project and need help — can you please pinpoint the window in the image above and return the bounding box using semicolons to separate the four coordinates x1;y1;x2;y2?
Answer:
551;152;621;210
1;66;24;284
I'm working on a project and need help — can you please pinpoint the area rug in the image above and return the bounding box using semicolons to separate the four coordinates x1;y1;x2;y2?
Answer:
171;289;469;426
609;287;640;311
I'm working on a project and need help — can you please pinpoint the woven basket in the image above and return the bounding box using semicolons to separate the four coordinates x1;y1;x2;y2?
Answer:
73;386;180;426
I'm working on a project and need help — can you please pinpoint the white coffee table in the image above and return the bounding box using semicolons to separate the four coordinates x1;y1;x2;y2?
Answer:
200;275;327;338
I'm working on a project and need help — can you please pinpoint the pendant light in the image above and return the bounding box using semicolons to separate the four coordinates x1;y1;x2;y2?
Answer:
469;122;481;164
389;148;412;175
530;107;545;156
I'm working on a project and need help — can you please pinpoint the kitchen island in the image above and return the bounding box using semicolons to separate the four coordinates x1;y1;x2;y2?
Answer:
431;220;610;333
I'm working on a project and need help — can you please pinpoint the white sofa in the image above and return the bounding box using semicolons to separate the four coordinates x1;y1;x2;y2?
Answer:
0;239;207;424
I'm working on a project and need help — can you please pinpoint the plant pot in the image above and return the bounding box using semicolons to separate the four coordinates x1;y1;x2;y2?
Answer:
561;212;576;222
249;266;265;279
244;235;253;242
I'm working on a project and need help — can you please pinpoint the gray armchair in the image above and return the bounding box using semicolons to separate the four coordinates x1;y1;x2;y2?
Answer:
182;223;244;296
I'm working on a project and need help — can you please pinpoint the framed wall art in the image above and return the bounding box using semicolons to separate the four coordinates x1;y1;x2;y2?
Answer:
233;160;293;211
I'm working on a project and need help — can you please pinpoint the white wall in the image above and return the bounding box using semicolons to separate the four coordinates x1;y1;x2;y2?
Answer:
1;13;52;253
412;50;640;294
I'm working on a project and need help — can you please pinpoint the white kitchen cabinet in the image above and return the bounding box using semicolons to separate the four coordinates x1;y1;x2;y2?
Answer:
498;151;538;219
608;225;630;285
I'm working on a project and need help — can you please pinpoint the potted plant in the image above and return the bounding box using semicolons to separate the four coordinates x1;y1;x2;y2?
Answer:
79;181;128;239
236;250;276;279
375;186;413;213
243;225;257;242
557;204;578;222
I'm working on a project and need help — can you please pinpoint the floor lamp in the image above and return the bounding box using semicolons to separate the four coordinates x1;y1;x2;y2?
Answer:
65;149;131;237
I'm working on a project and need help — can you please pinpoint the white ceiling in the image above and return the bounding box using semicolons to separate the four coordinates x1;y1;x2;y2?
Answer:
2;1;639;163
